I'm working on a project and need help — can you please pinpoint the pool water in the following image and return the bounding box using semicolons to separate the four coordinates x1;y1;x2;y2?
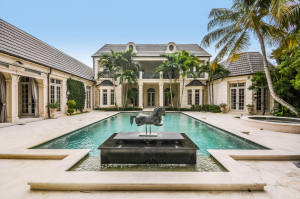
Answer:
33;113;268;172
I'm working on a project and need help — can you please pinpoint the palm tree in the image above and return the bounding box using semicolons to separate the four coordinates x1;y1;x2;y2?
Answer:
201;0;300;117
98;50;122;110
119;49;141;108
196;62;212;103
154;53;179;109
119;70;139;108
177;50;199;110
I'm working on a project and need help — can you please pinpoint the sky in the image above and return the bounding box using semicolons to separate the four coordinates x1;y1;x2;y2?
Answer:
0;0;273;67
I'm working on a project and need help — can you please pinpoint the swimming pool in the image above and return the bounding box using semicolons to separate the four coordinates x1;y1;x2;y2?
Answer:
33;113;268;171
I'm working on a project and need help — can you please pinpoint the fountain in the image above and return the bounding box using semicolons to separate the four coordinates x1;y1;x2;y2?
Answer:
98;106;199;164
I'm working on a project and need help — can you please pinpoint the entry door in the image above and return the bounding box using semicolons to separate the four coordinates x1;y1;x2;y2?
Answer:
20;83;35;116
230;83;245;111
256;88;269;111
147;92;155;107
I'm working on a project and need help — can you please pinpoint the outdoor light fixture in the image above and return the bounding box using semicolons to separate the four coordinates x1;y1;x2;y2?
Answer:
16;60;24;65
254;92;258;101
66;90;70;98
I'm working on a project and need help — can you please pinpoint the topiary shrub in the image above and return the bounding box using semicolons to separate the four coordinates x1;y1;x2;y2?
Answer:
66;100;76;115
67;78;85;112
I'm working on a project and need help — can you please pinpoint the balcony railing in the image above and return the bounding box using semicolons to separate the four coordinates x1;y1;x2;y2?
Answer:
101;74;113;78
163;72;179;79
143;72;160;79
186;73;205;78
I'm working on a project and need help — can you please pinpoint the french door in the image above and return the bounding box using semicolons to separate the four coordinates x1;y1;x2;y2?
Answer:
230;83;245;111
256;88;269;111
20;82;35;116
147;92;155;107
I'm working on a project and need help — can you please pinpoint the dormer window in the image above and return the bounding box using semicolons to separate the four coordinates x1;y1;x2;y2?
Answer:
165;42;177;53
126;42;137;53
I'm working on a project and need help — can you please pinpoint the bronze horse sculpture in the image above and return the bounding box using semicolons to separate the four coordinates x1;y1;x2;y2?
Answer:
130;106;166;129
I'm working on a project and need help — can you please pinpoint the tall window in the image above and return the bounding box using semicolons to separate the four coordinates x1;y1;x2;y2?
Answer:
103;90;107;105
202;90;204;105
195;90;200;105
50;79;61;112
98;89;101;106
188;90;192;105
86;86;91;109
111;90;114;105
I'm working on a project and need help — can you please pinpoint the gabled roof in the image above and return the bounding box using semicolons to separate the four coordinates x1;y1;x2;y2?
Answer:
219;52;272;78
92;44;211;57
186;80;206;87
0;19;94;81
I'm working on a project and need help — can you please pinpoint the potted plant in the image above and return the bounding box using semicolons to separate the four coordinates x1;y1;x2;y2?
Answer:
246;104;254;115
219;103;227;113
66;100;76;115
46;101;60;119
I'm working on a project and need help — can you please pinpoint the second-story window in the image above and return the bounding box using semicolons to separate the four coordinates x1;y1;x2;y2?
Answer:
129;45;134;50
169;45;174;51
188;90;192;105
103;89;107;105
195;90;199;105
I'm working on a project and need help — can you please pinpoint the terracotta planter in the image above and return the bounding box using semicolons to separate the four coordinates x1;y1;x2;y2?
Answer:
220;107;226;113
247;107;253;115
49;108;58;119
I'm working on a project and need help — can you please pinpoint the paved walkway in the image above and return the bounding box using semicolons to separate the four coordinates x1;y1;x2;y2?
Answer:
0;111;299;198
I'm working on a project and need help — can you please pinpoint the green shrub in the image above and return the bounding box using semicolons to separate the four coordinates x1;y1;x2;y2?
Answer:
195;105;202;111
191;105;196;111
66;100;76;115
67;78;85;112
46;101;60;109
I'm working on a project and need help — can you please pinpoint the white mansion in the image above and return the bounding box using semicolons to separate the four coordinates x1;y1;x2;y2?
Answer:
0;19;275;124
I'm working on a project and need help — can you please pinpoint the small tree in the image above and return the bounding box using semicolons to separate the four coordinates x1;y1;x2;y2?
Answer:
66;100;76;115
127;89;137;110
165;91;176;108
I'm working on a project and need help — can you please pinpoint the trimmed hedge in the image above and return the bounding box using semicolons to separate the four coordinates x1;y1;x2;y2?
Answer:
95;107;143;111
67;78;86;112
166;108;193;111
191;105;221;113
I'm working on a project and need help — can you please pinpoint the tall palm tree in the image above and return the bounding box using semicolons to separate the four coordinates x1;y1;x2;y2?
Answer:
119;70;139;108
201;0;300;117
98;50;122;110
154;53;179;109
197;62;212;103
178;50;199;110
119;49;141;108
210;65;230;104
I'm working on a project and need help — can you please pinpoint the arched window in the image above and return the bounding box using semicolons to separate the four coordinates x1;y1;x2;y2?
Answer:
130;88;138;106
147;88;155;92
169;45;174;51
129;45;133;50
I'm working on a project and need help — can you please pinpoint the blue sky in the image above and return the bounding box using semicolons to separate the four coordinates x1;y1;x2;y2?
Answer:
1;0;271;67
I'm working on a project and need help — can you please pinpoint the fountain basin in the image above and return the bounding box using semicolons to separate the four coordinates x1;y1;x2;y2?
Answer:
241;116;300;134
99;133;199;164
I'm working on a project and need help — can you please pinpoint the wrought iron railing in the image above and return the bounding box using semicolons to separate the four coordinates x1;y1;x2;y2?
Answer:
163;72;179;79
142;72;160;79
101;74;113;78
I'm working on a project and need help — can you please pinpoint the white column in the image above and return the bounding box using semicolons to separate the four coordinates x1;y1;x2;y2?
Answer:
179;83;184;108
139;71;142;79
159;71;163;79
138;83;143;108
199;87;203;105
159;82;164;106
246;79;253;114
192;88;195;105
94;58;99;81
108;89;111;107
6;74;19;123
38;79;48;118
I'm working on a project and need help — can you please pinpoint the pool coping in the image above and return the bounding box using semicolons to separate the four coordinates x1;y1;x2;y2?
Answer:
1;111;300;191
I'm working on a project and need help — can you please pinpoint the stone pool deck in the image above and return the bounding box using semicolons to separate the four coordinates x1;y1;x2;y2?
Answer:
0;111;299;198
